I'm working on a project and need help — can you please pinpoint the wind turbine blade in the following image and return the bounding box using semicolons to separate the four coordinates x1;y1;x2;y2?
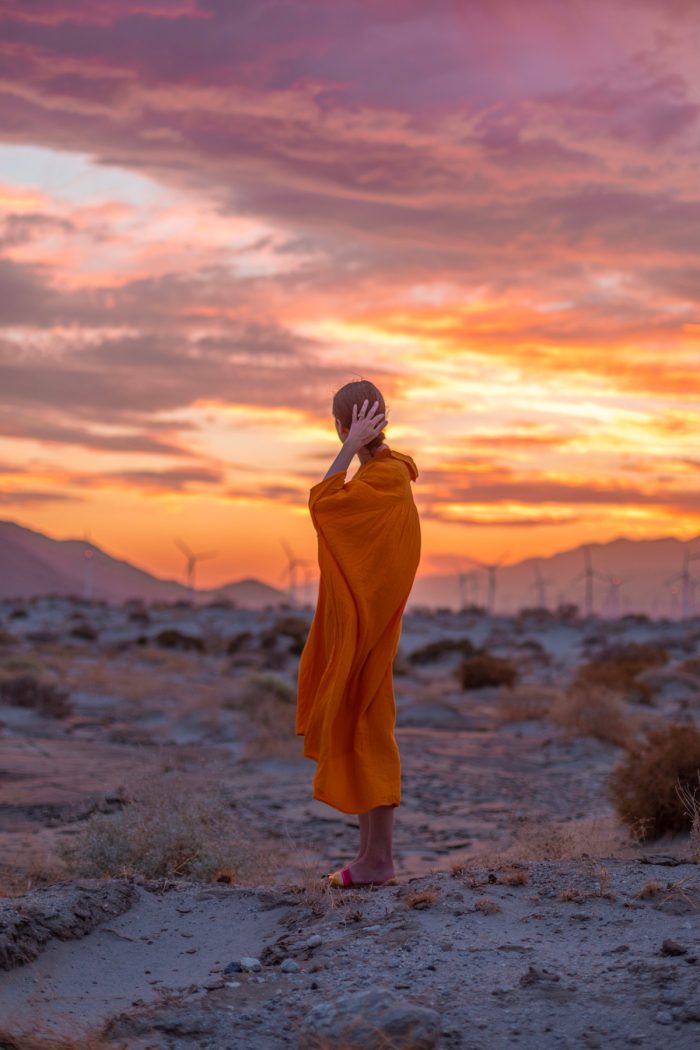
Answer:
280;538;295;561
174;537;192;558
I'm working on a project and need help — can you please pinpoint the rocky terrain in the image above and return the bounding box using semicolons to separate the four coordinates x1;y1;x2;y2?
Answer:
0;595;699;1047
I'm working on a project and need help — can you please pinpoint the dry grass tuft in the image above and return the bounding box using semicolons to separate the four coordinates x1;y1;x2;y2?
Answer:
559;888;582;902
573;642;668;704
548;682;633;746
638;880;661;899
495;685;556;724
58;774;280;883
226;670;299;758
474;897;502;914
404;889;439;909
609;723;700;840
0;673;72;718
496;865;529;886
457;653;518;690
675;772;700;861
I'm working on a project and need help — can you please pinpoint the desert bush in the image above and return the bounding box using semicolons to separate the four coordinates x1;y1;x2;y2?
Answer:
549;682;633;746
0;674;71;718
496;684;557;724
8;607;28;619
226;630;253;654
408;636;478;665
225;671;298;757
609;724;700;840
679;656;700;679
271;615;310;655
69;621;99;641
457;653;518;690
153;628;205;652
59;775;278;882
573;642;668;703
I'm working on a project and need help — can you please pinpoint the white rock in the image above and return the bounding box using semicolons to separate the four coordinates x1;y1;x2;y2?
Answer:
239;956;262;972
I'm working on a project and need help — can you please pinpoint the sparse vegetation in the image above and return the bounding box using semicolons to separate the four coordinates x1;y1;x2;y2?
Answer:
0;1029;122;1050
408;636;478;664
0;673;72;718
59;775;279;882
153;628;205;652
404;888;439;909
457;653;518;690
548;682;633;746
225;670;298;757
474;897;502;914
573;642;668;704
609;724;700;840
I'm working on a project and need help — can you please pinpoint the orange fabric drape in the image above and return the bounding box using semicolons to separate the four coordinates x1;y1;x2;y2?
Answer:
296;446;421;814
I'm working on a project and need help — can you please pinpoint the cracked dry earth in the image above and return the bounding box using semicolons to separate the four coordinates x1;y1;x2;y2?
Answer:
1;861;700;1048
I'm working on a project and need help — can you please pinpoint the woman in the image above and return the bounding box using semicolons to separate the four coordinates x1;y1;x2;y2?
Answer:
296;379;421;888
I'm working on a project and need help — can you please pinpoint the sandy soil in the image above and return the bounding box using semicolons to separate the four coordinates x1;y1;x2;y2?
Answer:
0;597;699;1046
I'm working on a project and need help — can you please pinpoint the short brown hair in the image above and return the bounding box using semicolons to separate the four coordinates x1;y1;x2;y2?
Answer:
332;379;387;453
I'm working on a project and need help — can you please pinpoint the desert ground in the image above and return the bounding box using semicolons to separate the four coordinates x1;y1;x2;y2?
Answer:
1;595;699;1048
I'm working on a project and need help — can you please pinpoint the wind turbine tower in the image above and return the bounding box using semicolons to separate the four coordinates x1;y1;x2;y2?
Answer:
470;551;509;615
279;539;312;607
531;559;553;609
665;548;700;620
82;531;95;601
569;544;606;617
174;537;218;597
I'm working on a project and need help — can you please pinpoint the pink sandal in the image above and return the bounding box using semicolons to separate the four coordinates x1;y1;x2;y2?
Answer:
326;866;396;889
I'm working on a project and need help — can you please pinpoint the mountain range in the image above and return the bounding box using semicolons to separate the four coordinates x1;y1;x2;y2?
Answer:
1;518;698;617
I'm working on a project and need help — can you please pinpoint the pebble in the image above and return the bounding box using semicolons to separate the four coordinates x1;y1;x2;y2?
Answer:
240;957;262;972
307;934;322;948
281;958;300;973
654;1009;673;1025
224;961;242;974
660;988;685;1005
202;976;225;990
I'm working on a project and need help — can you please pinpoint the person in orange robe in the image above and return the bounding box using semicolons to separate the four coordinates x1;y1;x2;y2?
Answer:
296;379;421;887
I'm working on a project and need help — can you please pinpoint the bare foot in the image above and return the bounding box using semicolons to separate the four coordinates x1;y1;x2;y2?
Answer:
345;858;395;884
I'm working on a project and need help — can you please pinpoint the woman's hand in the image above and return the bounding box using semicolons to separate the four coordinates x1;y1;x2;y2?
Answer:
345;399;387;451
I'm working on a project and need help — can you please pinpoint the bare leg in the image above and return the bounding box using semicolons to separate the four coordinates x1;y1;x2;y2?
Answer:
345;804;395;883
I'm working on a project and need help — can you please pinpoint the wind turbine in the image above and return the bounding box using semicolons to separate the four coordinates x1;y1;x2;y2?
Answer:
82;530;95;601
602;573;629;618
530;558;554;609
451;557;474;611
279;539;312;607
568;544;606;617
174;537;218;595
469;551;510;615
664;547;700;620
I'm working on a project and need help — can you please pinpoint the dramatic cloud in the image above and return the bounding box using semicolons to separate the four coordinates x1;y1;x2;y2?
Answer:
0;0;699;579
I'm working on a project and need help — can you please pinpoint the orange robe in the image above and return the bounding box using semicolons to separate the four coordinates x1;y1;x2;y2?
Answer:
296;446;421;814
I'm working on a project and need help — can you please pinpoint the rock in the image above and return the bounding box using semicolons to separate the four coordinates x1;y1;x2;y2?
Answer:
281;958;300;973
224;960;242;974
306;933;322;948
654;1009;673;1025
300;986;441;1050
660;939;687;956
202;976;225;990
239;956;262;972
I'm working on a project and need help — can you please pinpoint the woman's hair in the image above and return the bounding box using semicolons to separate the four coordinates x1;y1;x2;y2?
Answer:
332;379;388;454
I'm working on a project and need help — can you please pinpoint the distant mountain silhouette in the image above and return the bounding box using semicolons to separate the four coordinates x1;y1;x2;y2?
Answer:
1;518;698;616
409;534;700;617
0;519;286;609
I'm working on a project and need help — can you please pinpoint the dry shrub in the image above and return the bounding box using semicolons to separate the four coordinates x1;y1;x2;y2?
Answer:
153;628;205;652
261;615;309;655
404;889;439;909
496;685;558;724
609;724;700;840
58;774;279;883
679;656;700;680
559;888;581;902
638;880;661;899
573;642;668;703
457;653;518;690
0;673;72;718
225;671;298;757
408;636;478;665
497;865;529;886
548;682;633;746
474;897;501;914
676;772;700;861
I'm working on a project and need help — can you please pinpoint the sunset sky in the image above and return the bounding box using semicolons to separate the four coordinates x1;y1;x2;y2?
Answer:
1;0;699;590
